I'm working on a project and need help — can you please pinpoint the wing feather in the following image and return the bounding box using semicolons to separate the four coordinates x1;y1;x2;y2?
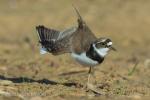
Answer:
36;7;97;55
71;6;97;54
36;25;76;55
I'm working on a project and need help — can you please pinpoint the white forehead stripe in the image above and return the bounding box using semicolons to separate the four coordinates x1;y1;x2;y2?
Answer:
101;39;106;42
97;39;106;44
107;42;112;46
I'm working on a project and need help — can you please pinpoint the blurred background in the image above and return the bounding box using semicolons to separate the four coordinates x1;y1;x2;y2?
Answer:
0;0;150;99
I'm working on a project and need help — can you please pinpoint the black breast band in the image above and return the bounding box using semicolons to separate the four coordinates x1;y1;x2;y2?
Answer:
86;44;104;64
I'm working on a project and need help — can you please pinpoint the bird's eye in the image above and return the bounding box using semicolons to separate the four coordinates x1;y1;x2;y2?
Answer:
95;42;105;48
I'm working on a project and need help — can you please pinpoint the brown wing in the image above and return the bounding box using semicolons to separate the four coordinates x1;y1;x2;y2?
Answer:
71;6;97;54
36;25;76;55
36;7;97;55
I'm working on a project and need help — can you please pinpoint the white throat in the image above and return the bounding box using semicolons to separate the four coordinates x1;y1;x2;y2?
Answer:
93;44;109;57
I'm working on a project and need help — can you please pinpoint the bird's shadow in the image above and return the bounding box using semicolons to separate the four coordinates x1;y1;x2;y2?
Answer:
0;74;83;88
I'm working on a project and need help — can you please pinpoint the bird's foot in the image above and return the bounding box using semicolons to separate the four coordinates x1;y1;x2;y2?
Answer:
83;83;105;96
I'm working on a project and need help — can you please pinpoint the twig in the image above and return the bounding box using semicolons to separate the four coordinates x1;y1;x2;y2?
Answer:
128;61;139;76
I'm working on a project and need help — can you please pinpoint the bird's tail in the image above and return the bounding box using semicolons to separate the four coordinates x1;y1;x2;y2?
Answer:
40;47;47;54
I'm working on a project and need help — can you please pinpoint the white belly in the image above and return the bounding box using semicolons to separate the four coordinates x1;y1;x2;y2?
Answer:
71;52;98;66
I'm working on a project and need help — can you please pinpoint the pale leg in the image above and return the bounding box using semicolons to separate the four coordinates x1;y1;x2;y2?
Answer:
86;67;102;95
87;66;92;85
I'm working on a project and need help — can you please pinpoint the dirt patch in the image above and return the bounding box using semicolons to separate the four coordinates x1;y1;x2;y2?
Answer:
0;0;150;99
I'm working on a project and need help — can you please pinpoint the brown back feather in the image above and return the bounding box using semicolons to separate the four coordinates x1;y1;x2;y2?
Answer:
71;6;97;54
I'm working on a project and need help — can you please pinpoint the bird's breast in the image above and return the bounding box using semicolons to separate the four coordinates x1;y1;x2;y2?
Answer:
71;52;98;66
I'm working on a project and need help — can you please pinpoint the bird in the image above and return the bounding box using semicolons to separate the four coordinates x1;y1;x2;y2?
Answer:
35;6;116;91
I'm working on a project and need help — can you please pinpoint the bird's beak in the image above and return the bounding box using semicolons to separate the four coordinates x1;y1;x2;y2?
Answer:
110;46;117;51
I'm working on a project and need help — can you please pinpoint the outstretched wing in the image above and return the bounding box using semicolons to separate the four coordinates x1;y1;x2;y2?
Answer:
36;6;97;55
71;6;97;54
36;25;76;55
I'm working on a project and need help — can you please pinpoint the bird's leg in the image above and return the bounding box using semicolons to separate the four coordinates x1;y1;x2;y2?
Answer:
83;66;92;89
87;67;97;84
87;66;97;84
83;66;92;90
87;66;92;85
83;67;96;89
86;66;102;95
90;67;97;84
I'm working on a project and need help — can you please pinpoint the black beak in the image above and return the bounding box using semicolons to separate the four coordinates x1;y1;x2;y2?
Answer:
110;46;117;51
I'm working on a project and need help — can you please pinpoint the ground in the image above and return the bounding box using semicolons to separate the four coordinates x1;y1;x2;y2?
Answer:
0;0;150;100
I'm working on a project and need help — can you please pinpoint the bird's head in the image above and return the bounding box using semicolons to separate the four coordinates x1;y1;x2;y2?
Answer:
92;38;116;57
